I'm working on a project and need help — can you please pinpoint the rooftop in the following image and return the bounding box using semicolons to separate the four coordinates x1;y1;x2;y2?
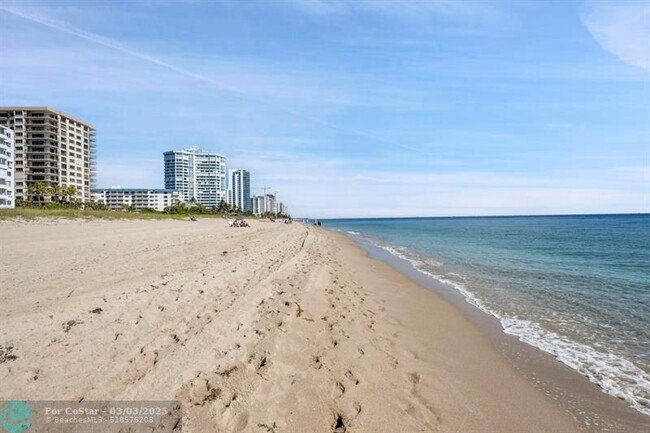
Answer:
91;188;179;193
0;107;96;128
163;145;226;158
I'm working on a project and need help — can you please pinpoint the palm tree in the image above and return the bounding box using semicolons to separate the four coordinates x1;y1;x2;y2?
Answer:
28;182;49;206
50;184;63;205
63;185;77;204
216;199;231;214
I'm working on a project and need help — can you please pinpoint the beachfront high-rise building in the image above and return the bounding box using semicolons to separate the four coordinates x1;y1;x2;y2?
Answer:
268;194;277;214
91;188;183;212
252;195;264;215
163;146;226;208
0;126;15;208
228;169;251;212
252;193;277;216
226;188;233;207
0;107;96;203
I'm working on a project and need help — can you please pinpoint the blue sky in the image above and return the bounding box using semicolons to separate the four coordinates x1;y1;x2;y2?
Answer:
1;0;648;217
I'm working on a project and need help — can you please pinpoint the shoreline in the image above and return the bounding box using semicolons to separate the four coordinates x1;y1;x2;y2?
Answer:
336;228;649;431
0;218;645;432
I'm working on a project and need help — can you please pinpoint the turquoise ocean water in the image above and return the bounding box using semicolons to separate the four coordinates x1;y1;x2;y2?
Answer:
323;214;649;416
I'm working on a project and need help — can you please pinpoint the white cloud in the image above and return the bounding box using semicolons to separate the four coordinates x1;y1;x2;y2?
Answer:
288;184;647;218
223;150;650;217
583;1;650;72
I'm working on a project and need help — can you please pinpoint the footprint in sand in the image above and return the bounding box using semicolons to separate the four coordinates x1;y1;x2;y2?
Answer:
25;368;40;382
248;352;269;372
344;370;359;386
332;413;347;433
310;355;322;370
331;381;346;399
352;402;362;418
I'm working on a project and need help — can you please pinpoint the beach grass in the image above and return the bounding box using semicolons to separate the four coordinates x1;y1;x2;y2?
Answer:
0;208;230;221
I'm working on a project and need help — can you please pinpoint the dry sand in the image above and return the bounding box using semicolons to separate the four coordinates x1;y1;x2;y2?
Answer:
0;218;583;432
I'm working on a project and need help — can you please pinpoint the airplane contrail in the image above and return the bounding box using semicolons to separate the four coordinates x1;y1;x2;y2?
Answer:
0;4;241;93
0;4;419;151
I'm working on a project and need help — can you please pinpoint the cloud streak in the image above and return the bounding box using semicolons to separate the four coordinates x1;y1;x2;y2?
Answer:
0;4;242;92
0;3;420;152
583;1;650;72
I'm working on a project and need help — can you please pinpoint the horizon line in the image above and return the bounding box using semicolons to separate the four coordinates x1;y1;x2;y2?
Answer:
314;212;650;220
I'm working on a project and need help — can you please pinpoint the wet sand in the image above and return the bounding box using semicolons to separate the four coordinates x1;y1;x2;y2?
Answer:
360;239;650;433
1;218;587;432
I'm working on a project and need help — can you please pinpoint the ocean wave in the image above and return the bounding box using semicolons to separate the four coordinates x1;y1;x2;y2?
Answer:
364;238;650;416
501;318;650;415
332;229;362;236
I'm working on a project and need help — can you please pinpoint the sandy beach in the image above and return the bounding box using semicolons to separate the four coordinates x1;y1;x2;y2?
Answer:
0;218;585;432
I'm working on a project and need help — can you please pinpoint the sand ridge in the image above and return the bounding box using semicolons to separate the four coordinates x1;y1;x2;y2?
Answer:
0;219;581;432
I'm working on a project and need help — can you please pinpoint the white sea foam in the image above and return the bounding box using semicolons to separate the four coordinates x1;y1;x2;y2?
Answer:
363;237;650;416
501;318;650;415
333;229;361;236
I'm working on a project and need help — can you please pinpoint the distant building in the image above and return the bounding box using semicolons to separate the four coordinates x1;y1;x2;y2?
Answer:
267;194;277;214
0;126;15;208
228;169;251;212
252;193;277;216
163;146;226;208
251;195;263;215
91;188;182;212
226;188;233;208
0;107;96;203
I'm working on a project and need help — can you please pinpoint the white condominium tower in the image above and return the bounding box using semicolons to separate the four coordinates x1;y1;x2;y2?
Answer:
0;125;15;208
228;169;251;212
0;107;96;202
163;146;226;208
252;193;277;216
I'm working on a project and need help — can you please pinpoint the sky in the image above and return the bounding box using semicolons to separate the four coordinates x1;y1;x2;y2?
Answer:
0;0;648;218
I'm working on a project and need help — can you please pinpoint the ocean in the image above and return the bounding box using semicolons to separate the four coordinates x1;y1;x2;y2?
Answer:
322;214;650;416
